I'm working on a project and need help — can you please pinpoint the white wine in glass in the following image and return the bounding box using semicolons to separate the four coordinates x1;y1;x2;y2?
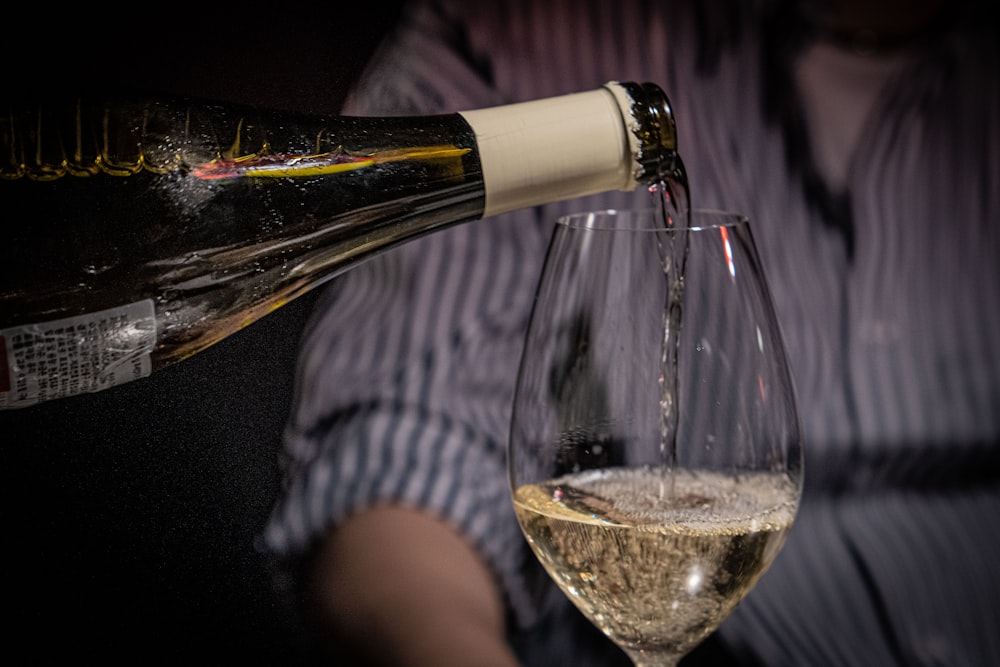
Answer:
509;209;803;667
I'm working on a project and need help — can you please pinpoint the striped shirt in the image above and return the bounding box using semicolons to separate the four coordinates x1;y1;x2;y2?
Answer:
263;1;1000;665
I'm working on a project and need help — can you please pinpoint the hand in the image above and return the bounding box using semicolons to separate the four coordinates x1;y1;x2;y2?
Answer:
308;504;521;667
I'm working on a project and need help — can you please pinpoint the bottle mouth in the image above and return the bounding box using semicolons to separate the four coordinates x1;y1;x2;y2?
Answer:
615;81;680;184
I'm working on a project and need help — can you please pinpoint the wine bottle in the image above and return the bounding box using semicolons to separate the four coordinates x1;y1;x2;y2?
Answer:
0;81;679;409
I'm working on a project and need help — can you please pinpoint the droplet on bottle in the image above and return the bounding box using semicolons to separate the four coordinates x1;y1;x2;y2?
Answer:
82;263;113;275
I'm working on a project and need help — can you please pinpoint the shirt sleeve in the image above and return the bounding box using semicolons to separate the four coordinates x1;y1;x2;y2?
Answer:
260;0;559;627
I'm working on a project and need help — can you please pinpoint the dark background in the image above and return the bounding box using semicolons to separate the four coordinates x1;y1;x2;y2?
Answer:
3;3;404;662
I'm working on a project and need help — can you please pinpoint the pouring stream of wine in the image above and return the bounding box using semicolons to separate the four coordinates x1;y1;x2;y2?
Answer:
650;155;692;500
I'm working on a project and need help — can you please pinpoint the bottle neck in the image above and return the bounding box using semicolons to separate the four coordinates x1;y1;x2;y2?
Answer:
459;82;678;217
607;81;680;184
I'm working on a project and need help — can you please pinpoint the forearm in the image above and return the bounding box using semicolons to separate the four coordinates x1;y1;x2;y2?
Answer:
307;504;520;667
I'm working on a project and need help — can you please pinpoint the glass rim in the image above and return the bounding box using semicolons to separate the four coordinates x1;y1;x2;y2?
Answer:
555;208;749;232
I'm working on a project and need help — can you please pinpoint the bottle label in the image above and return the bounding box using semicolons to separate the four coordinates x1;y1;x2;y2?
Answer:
0;300;156;409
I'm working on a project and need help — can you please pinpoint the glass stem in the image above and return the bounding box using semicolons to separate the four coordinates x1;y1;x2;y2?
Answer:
627;650;681;667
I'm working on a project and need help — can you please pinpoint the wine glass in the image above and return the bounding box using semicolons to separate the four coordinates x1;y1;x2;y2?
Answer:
508;209;803;667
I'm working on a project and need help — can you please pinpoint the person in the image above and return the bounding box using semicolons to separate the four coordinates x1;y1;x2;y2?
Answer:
261;0;1000;665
